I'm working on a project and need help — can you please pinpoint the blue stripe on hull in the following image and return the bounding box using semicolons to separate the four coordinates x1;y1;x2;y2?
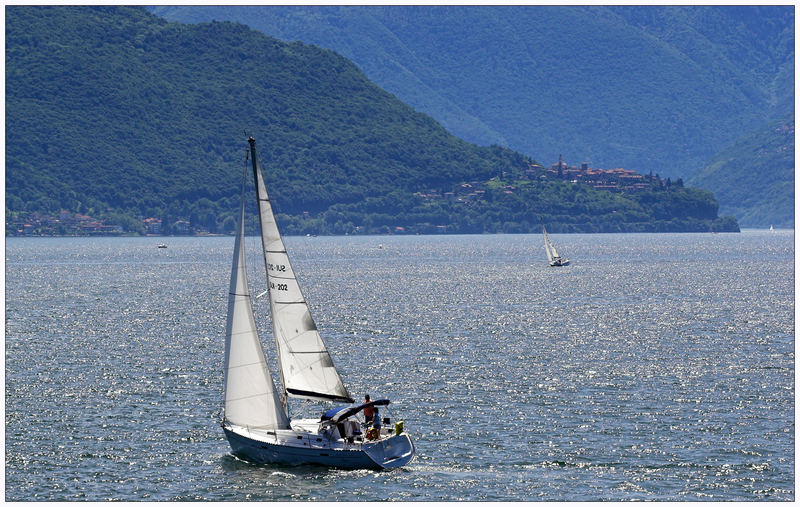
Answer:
223;428;382;470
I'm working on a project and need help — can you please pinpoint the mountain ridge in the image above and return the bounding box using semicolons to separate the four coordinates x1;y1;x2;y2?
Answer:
689;116;794;228
151;5;793;177
6;6;739;235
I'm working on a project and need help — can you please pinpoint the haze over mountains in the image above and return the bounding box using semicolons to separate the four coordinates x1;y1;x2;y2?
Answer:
688;115;794;228
151;5;794;228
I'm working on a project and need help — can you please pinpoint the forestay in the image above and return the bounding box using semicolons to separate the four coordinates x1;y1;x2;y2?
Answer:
250;138;353;404
223;200;290;429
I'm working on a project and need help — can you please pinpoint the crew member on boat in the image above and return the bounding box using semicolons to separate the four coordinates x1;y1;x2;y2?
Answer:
363;394;381;439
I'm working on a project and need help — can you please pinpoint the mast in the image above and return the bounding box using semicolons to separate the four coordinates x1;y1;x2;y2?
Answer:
248;136;289;411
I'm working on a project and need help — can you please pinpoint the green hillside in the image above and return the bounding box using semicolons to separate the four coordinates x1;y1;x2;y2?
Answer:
688;117;794;228
6;6;738;236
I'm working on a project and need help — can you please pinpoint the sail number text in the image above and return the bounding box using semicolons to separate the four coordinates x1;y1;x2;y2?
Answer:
270;282;288;291
267;263;287;273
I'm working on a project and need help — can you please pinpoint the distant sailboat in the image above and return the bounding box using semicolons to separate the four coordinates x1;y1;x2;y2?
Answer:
543;226;569;266
221;136;415;469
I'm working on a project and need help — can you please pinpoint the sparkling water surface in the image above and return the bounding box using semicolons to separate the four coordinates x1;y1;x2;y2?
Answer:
5;231;794;501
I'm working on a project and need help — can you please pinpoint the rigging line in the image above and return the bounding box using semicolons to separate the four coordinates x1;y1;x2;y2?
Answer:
240;145;250;208
227;359;270;369
226;391;278;402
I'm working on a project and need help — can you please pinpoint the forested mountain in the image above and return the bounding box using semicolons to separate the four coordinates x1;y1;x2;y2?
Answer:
689;116;794;228
151;5;793;181
6;6;738;235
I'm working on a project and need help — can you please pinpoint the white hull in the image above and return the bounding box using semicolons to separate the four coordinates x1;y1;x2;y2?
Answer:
223;420;415;469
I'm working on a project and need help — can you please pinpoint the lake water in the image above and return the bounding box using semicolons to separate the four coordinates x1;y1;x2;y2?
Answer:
4;231;794;501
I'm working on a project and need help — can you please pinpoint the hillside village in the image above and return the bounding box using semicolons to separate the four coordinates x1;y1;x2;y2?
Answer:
7;157;674;237
417;156;674;205
6;210;191;237
545;155;676;191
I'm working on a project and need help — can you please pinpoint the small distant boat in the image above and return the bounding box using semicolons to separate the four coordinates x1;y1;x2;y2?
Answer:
157;244;167;249
543;226;569;267
770;225;775;232
221;136;415;470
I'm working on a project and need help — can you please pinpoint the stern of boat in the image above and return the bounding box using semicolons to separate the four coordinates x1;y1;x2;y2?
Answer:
363;432;415;469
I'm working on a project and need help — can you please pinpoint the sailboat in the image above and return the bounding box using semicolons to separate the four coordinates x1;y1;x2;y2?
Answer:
221;136;415;469
543;225;569;266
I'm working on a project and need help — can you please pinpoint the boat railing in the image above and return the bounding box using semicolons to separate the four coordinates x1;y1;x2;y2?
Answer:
305;432;335;450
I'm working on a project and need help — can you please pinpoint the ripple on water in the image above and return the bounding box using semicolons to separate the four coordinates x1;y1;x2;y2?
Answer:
5;232;794;500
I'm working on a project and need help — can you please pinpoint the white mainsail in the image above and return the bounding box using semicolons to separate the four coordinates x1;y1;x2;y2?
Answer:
249;138;353;404
223;199;290;429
